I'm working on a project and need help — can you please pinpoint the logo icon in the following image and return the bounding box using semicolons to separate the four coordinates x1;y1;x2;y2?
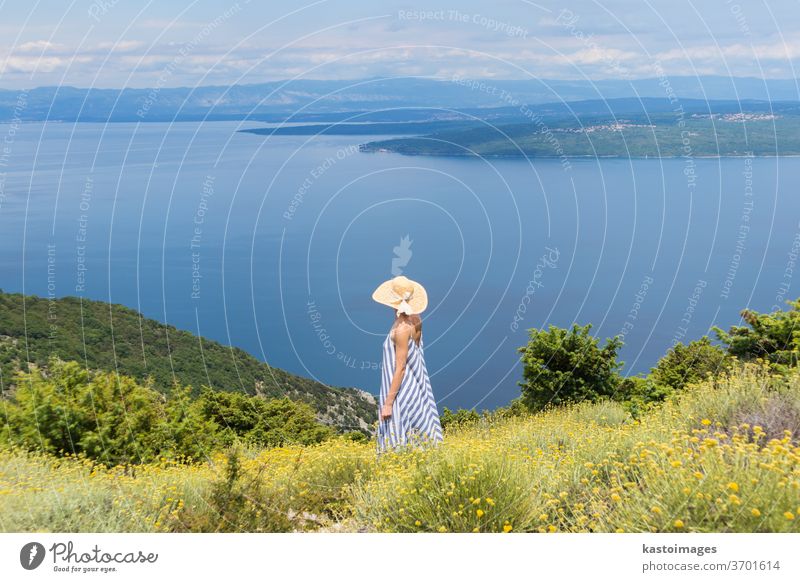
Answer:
20;542;46;570
391;235;413;276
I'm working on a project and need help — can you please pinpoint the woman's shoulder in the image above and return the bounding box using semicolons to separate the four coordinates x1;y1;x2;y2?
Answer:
392;319;414;335
390;318;417;338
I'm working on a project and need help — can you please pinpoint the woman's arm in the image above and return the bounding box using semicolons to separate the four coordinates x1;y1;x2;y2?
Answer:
380;323;411;419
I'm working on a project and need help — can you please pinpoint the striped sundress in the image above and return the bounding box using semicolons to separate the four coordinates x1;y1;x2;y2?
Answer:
376;325;444;455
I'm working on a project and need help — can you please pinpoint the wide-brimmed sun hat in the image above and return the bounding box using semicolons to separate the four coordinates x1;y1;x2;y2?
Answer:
372;275;428;316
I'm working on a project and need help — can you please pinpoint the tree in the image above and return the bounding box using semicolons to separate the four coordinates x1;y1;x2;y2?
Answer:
713;299;800;373
518;323;624;412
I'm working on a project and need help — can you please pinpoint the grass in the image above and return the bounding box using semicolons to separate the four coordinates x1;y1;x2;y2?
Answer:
2;362;799;533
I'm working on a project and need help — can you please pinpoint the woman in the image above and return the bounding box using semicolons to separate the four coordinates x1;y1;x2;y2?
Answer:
372;275;443;454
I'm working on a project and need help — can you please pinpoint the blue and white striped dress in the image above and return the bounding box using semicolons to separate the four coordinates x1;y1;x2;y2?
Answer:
376;325;444;454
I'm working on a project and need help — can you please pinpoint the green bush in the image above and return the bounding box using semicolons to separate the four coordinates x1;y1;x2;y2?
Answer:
198;389;334;448
440;397;529;432
650;336;733;392
487;397;529;421
341;430;369;443
713;299;800;372
617;336;736;416
616;375;672;417
158;383;221;463
1;358;203;465
518;323;624;412
1;358;336;464
440;407;481;431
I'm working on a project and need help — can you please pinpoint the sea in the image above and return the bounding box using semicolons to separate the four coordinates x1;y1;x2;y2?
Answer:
1;120;798;410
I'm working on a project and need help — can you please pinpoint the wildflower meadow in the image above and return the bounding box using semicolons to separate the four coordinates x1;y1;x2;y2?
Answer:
2;362;799;533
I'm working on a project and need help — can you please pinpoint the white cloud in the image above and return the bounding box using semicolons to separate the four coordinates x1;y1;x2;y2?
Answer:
0;26;798;87
16;40;60;52
94;40;146;52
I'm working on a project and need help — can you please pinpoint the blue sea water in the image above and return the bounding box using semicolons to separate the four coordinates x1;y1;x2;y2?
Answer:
1;120;798;410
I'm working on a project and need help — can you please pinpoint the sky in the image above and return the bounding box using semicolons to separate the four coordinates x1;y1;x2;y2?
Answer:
0;0;798;89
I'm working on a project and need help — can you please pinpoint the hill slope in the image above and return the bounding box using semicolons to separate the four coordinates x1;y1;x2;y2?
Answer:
0;291;376;433
360;111;800;158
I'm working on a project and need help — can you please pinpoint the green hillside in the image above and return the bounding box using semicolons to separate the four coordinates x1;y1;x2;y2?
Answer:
0;291;376;433
360;112;800;158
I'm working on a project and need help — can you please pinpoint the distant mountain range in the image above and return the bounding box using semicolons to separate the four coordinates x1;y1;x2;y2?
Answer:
1;76;798;122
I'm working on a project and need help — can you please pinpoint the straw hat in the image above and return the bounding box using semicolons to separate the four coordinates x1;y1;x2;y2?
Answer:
372;275;428;316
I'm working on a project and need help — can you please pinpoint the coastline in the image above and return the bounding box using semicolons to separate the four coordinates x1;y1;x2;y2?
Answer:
357;148;800;160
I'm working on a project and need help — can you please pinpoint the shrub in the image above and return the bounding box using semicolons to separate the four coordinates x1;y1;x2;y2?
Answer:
651;336;733;392
1;358;336;465
440;407;481;431
486;397;529;422
203;446;294;532
441;398;529;432
518;323;624;412
341;430;369;443
198;389;334;448
173;439;375;532
3;359;178;465
157;383;220;463
668;361;800;444
713;299;800;372
616;375;671;417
